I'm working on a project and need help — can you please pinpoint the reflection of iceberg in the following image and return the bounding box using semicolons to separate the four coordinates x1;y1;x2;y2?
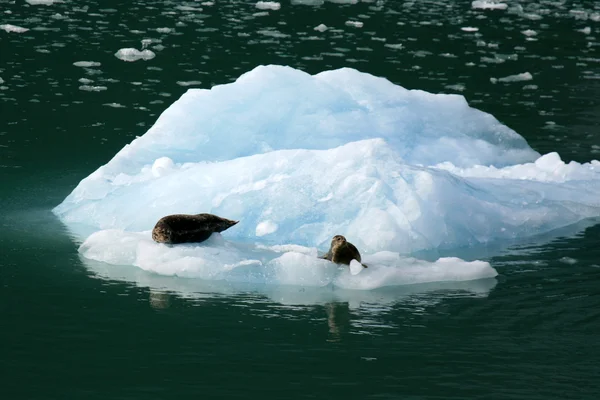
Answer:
53;65;600;288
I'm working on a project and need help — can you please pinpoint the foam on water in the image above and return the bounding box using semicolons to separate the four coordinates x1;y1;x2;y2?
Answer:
53;65;600;289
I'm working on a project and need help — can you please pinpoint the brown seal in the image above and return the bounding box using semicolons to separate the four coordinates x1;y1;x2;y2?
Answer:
152;213;238;244
320;235;367;268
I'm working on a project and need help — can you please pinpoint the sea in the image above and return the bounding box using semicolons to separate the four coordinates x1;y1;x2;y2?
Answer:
1;1;600;399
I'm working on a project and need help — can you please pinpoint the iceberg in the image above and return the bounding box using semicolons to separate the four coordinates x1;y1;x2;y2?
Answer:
54;65;600;289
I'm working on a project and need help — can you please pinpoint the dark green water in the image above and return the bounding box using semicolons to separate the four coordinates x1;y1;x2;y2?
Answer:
2;1;600;398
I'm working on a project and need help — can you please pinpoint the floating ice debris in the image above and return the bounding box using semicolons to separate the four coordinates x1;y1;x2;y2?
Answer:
26;0;61;5
345;21;364;28
291;0;324;4
73;61;101;67
114;48;156;62
176;80;203;87
103;103;126;108
578;27;591;34
79;85;107;92
256;1;281;10
461;27;479;32
78;78;93;84
0;24;29;33
522;29;537;36
257;29;289;38
490;72;533;83
472;1;508;10
384;43;403;50
559;257;578;265
314;24;328;32
156;27;172;34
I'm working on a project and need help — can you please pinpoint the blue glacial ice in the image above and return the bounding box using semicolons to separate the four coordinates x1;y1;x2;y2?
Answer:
54;65;600;289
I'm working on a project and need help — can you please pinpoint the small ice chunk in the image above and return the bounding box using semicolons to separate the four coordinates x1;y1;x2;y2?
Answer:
26;0;61;5
151;157;175;177
314;23;328;32
156;27;172;34
256;1;281;10
534;152;561;172
559;257;577;265
461;27;479;32
522;29;537;36
291;0;324;5
491;72;533;83
176;81;203;87
384;43;404;50
256;220;279;236
73;61;101;68
345;21;364;28
578;27;591;34
114;48;156;62
472;1;508;10
79;85;107;92
349;259;364;275
0;24;29;33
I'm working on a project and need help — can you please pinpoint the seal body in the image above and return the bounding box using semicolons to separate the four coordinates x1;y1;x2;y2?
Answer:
320;235;367;268
152;213;238;244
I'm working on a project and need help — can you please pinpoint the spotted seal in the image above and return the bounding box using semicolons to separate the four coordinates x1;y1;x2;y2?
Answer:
152;213;238;244
320;235;367;268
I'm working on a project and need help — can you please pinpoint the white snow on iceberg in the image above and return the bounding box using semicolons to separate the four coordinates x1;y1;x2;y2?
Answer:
54;65;600;289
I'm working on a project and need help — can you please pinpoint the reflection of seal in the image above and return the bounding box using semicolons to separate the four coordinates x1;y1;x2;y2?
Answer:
320;235;367;268
152;213;238;244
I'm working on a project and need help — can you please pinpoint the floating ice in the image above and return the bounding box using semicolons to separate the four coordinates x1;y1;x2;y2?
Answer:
79;85;107;92
79;231;497;290
1;24;29;33
461;27;479;32
346;20;364;28
114;48;156;62
256;1;281;10
522;29;537;36
26;0;61;5
314;24;328;32
73;61;101;68
54;65;600;288
490;72;533;83
472;1;508;10
385;43;404;50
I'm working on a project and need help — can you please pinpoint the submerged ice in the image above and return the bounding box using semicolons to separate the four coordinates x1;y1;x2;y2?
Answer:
54;65;600;289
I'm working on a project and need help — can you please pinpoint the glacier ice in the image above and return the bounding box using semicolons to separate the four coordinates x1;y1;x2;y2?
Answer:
54;65;600;289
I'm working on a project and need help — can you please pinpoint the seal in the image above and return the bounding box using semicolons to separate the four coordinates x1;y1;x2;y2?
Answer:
320;235;367;268
152;213;238;244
